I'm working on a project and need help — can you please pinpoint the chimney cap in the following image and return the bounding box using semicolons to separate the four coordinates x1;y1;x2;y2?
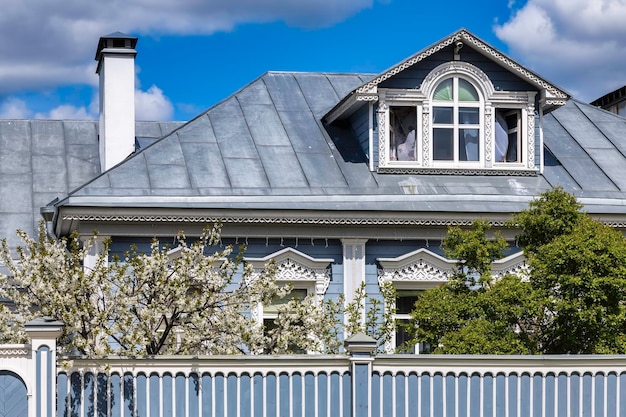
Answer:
95;32;138;61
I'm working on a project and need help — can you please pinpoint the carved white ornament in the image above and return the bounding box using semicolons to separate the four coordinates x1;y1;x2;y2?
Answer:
377;61;542;173
0;346;30;357
493;260;530;281
247;249;333;326
527;105;536;169
246;248;333;302
377;258;452;285
273;259;331;298
421;105;431;167
358;30;568;102
492;252;530;281
420;62;495;98
377;103;388;166
64;213;523;227
484;106;493;163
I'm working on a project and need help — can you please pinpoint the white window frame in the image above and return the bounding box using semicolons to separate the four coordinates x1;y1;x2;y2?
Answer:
430;76;483;166
376;61;538;174
245;247;333;329
377;248;455;354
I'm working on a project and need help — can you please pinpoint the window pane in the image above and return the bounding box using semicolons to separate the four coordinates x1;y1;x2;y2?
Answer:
395;319;414;350
495;110;521;163
390;106;417;161
433;78;453;101
458;79;479;101
264;288;307;314
459;128;479;161
459;107;479;124
396;290;421;314
433;128;453;160
433;107;453;124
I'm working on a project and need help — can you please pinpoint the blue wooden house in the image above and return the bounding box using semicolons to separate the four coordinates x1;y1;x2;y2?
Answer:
4;27;626;417
2;28;626;355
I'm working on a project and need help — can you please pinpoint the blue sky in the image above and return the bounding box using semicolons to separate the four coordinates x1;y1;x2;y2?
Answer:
1;0;625;121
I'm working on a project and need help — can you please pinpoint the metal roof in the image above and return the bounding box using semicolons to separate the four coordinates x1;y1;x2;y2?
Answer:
0;120;181;247
53;72;626;220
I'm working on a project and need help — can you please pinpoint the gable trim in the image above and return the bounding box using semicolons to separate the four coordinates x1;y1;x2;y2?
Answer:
356;29;569;103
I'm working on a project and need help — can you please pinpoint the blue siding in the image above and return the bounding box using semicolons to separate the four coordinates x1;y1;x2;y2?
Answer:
378;46;536;93
349;105;370;158
365;240;444;264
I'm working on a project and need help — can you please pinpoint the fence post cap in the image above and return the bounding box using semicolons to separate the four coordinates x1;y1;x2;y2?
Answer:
344;333;377;355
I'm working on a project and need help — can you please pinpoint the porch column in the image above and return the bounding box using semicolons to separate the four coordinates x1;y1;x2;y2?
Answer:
341;238;368;307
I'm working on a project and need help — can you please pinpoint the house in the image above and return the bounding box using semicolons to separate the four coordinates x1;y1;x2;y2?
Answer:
3;28;626;354
591;85;626;116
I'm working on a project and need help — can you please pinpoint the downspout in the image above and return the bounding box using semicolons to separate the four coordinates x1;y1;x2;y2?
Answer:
40;206;57;240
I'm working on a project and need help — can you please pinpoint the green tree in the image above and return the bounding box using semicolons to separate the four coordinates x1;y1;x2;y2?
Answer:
410;188;626;354
409;220;540;354
530;217;626;353
513;186;584;255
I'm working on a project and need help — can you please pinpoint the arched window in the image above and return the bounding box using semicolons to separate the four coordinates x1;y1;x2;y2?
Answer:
377;61;537;173
431;77;482;163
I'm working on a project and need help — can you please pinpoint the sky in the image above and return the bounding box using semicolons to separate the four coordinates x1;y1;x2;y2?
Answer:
1;0;625;122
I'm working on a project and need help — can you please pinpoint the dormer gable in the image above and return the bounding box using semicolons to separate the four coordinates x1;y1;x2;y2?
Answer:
324;29;570;176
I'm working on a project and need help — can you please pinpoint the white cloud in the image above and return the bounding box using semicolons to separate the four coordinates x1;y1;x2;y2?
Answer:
135;85;174;121
35;104;93;120
495;0;626;101
0;85;173;121
0;0;372;96
0;97;31;119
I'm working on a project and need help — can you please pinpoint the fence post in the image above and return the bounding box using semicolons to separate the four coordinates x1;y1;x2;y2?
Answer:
344;333;377;417
25;317;63;417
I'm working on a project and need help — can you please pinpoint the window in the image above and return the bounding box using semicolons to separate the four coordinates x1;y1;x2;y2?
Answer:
377;248;455;354
377;61;537;173
262;288;309;353
394;289;430;354
245;247;333;353
390;107;417;161
495;109;521;163
432;78;481;163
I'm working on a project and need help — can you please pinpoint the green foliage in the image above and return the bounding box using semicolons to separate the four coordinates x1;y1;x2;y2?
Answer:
443;220;507;288
343;281;396;352
411;188;626;354
531;217;626;353
512;186;584;255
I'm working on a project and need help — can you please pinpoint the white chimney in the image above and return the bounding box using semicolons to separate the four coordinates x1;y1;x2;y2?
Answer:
95;32;137;171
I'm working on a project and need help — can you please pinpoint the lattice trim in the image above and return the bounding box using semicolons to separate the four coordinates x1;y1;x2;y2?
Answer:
492;260;530;281
357;30;568;101
377;259;452;285
61;214;515;227
377;167;539;176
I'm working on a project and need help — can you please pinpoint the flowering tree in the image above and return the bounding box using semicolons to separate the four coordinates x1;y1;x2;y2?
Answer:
0;224;345;356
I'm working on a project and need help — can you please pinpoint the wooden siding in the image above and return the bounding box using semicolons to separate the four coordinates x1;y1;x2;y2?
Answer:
365;240;444;264
378;46;536;93
348;106;370;160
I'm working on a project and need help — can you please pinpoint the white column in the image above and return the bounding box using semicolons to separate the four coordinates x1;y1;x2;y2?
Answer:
341;238;368;307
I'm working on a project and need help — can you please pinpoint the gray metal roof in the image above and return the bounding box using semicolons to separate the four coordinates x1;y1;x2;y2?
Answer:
57;72;626;217
0;120;181;247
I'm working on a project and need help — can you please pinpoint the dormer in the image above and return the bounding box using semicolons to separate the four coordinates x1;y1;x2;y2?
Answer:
324;29;569;175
